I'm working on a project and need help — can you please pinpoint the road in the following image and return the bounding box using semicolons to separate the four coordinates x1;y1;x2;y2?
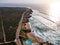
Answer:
15;9;30;45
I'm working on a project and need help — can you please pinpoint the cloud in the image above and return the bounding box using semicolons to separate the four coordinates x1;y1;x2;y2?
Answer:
0;0;50;4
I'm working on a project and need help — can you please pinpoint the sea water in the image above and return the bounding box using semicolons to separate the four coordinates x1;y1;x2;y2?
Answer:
29;9;60;45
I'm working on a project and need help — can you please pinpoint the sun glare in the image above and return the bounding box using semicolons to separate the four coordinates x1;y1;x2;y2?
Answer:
49;1;60;22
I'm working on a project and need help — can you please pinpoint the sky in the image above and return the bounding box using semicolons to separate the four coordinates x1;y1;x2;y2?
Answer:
0;0;50;4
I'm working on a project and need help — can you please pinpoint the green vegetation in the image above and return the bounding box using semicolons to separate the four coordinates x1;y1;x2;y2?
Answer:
0;7;27;45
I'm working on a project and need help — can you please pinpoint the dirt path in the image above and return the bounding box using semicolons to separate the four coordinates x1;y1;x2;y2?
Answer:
15;9;30;45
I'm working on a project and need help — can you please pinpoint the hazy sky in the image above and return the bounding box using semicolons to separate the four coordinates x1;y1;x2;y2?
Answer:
0;0;50;4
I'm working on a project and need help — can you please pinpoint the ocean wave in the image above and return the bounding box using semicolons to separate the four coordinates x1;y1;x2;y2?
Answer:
29;9;60;45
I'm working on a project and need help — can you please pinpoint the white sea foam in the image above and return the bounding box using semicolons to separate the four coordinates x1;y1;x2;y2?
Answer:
29;9;60;45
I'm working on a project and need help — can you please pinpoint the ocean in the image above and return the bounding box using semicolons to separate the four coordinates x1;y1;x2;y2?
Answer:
29;9;60;45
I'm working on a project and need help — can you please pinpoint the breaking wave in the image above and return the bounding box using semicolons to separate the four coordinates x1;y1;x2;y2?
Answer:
29;9;60;45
